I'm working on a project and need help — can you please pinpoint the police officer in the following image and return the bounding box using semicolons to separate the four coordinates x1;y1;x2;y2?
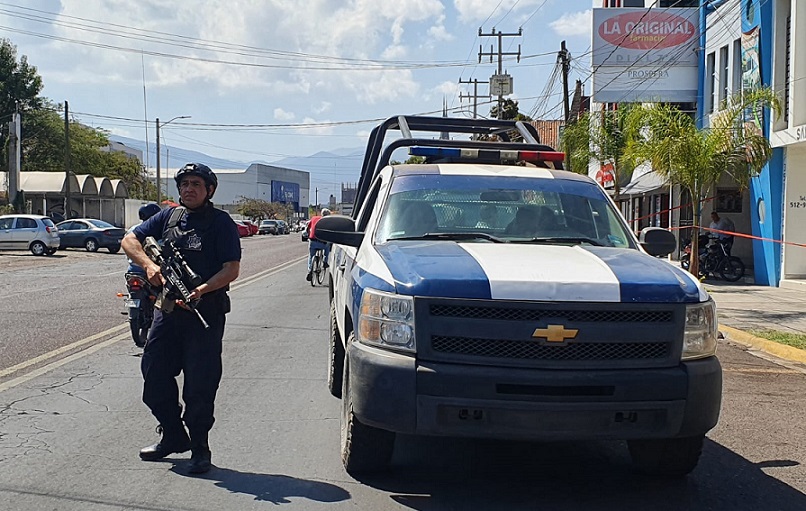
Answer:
121;163;241;474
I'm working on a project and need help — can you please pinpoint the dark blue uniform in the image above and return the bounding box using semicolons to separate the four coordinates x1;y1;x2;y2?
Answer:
133;204;241;449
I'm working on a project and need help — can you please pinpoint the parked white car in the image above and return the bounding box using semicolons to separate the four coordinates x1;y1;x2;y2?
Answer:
0;214;61;255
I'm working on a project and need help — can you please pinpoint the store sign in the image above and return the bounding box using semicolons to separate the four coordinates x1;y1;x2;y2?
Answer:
592;8;698;103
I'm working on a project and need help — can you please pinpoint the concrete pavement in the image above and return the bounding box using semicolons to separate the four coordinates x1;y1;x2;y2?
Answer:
705;278;806;367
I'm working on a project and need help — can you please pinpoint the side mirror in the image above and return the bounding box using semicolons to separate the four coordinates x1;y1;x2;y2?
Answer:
314;215;364;248
639;227;676;257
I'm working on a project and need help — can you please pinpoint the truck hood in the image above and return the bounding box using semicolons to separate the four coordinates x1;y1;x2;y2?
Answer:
373;241;703;303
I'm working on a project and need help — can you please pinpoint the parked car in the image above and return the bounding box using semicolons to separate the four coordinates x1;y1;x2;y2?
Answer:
0;214;60;255
55;218;126;253
259;220;279;235
246;220;259;236
277;220;290;235
233;221;251;237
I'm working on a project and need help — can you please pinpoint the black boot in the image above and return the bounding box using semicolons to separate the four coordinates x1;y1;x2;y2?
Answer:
188;446;212;474
139;424;191;461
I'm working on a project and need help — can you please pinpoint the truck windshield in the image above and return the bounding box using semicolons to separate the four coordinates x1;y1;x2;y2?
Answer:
374;174;636;249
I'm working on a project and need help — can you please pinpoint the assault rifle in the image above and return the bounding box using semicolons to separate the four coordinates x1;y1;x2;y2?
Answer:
143;235;210;329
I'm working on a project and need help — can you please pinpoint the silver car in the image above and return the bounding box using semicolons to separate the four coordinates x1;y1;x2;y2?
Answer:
0;214;61;256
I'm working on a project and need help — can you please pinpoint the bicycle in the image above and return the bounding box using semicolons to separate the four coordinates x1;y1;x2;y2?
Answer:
681;236;745;282
310;247;326;287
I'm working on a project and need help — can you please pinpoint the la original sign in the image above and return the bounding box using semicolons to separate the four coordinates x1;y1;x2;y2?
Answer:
592;8;699;67
599;11;696;49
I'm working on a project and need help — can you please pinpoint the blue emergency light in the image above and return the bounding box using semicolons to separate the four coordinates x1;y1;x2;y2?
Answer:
408;146;565;163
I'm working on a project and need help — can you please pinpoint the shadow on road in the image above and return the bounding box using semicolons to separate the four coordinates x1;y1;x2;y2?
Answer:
352;436;804;511
169;465;351;505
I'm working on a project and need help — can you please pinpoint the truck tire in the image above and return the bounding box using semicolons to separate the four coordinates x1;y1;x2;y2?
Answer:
327;302;345;398
628;435;704;477
340;338;395;474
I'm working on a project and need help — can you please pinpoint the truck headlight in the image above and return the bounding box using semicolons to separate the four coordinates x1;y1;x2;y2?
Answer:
357;288;415;352
682;299;718;360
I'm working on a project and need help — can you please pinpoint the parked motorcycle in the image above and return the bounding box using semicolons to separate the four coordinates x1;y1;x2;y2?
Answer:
118;272;156;347
681;234;745;282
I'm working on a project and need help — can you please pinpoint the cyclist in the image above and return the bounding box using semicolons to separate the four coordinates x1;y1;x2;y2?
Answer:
306;208;331;282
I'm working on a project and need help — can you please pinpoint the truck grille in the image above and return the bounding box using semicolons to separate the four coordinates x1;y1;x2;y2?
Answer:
417;299;682;369
432;336;670;361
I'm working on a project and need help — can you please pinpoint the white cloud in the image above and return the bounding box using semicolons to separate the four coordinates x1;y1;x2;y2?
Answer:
274;108;296;121
295;117;335;136
427;15;454;42
344;69;420;105
550;10;592;37
312;102;332;114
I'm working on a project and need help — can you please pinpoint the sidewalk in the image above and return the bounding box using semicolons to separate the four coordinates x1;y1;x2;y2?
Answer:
704;278;806;366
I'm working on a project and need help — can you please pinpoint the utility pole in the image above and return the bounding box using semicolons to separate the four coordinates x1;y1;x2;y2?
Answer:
7;107;20;210
156;117;161;206
478;27;522;118
560;41;571;171
560;41;571;123
459;78;491;119
64;101;71;220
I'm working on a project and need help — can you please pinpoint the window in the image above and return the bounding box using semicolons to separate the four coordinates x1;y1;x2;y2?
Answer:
15;218;37;229
706;52;716;114
732;39;742;97
719;45;729;106
0;218;13;230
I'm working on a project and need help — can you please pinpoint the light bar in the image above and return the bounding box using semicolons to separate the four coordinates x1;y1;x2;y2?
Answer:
409;146;565;163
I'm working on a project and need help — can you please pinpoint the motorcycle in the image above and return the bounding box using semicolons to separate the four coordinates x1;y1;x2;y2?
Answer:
680;234;745;282
118;272;156;347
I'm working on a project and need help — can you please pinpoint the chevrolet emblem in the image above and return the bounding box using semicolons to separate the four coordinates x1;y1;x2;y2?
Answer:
532;325;578;343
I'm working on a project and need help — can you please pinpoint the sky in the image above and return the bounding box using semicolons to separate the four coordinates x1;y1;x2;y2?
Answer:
0;0;594;200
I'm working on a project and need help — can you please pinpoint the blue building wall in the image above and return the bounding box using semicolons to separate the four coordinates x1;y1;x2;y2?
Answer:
742;0;784;285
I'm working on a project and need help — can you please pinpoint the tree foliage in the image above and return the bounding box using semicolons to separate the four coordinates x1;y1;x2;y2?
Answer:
623;87;781;276
560;104;641;195
235;196;289;220
487;99;534;143
1;38;44;169
19;106;154;199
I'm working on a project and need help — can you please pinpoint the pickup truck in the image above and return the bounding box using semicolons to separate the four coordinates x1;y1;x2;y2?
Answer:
314;115;722;477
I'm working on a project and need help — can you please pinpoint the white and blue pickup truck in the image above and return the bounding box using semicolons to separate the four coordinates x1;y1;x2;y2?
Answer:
315;116;722;477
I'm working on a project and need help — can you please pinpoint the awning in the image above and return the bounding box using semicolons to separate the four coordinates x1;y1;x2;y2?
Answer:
621;170;669;196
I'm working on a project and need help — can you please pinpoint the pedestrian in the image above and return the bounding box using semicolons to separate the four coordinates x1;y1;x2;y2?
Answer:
709;211;735;255
121;162;241;475
305;208;331;281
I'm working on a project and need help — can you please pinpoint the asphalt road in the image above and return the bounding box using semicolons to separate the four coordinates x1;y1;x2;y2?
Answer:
0;232;308;374
0;238;805;510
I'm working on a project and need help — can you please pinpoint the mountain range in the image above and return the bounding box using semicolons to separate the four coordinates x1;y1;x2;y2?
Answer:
109;135;365;197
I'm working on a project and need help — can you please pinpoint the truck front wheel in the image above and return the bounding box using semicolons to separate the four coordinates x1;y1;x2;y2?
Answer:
628;435;705;477
340;338;395;474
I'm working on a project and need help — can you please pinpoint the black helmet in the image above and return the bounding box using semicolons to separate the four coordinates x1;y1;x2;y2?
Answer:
138;203;161;221
174;162;218;198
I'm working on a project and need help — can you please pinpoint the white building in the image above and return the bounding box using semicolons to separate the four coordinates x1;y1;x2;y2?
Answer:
212;164;310;217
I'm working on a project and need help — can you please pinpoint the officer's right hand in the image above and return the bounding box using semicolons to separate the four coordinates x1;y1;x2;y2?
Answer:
145;263;165;287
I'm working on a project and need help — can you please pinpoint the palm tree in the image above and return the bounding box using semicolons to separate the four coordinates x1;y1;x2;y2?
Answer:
623;87;781;277
560;104;640;197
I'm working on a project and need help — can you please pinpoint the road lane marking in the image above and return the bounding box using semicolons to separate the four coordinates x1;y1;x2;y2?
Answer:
0;332;129;393
0;323;129;379
0;256;308;392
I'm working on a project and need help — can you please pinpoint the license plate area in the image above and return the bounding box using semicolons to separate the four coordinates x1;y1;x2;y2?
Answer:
124;298;141;308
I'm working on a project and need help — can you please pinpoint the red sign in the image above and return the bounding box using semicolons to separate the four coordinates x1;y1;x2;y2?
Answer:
598;11;695;50
596;163;615;188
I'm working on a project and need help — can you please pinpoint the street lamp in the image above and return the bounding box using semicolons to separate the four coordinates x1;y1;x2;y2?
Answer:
156;115;190;205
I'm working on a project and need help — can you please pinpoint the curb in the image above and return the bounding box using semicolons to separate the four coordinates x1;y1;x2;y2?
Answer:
719;325;806;365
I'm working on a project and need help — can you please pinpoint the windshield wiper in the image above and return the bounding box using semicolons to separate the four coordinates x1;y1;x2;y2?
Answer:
510;236;603;246
391;232;506;243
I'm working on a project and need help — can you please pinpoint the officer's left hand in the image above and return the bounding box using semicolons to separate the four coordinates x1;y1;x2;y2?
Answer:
176;286;206;310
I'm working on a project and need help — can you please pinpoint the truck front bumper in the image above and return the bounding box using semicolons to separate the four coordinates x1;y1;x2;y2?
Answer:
348;341;722;441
